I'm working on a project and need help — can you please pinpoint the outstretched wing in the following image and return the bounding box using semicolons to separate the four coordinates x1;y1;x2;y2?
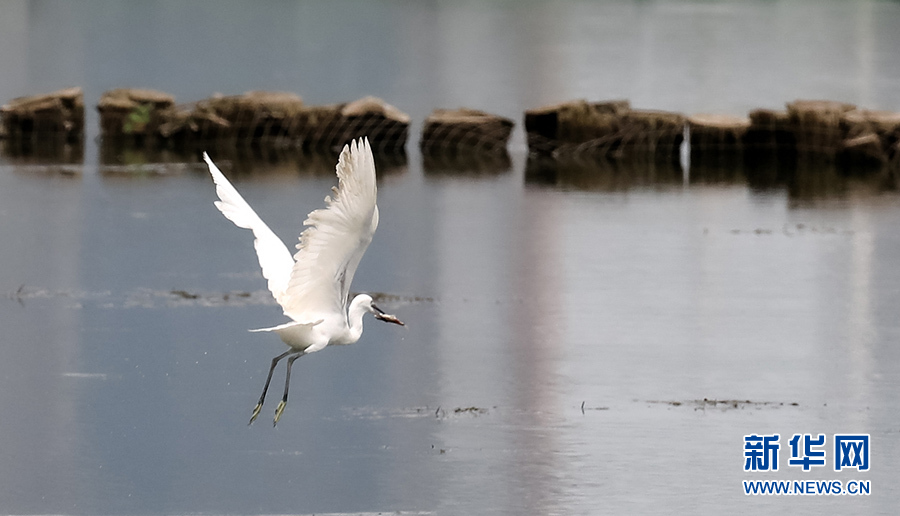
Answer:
203;152;295;305
281;138;379;322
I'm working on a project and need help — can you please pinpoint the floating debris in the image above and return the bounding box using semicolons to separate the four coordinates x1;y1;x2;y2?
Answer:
343;406;449;421
688;113;751;175
97;88;176;140
646;398;800;411
98;162;206;177
8;284;429;311
95;89;409;154
786;99;857;156
123;288;276;308
581;401;610;413
616;109;685;160
525;99;628;155
744;101;900;172
170;289;199;300
420;108;514;155
744;108;796;155
335;96;410;152
159;90;306;144
453;406;488;414
420;108;513;175
432;405;491;419
166;92;409;152
0;87;84;143
4;87;899;179
838;109;900;170
524;98;900;183
1;87;84;162
524;99;683;163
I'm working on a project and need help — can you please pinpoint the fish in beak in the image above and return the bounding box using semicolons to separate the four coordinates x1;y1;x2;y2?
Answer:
372;304;405;326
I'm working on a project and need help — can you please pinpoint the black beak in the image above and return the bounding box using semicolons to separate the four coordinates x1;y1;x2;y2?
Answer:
372;304;405;326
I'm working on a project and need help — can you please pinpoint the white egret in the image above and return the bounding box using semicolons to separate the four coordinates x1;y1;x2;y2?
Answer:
203;137;404;426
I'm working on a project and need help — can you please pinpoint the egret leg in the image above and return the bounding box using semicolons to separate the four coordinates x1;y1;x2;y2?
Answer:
249;349;295;425
274;352;305;426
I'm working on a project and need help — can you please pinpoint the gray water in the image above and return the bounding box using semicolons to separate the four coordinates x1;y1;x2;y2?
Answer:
1;1;899;515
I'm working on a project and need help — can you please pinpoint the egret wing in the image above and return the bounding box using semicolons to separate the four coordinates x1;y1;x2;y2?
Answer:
281;138;379;321
204;153;295;305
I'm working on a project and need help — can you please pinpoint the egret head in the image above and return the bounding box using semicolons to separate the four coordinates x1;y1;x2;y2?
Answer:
356;294;405;326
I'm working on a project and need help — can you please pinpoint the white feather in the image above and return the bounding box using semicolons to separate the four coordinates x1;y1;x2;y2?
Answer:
281;138;379;322
204;152;295;306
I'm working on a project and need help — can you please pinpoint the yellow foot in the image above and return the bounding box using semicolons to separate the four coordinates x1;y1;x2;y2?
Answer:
249;403;263;425
273;400;287;426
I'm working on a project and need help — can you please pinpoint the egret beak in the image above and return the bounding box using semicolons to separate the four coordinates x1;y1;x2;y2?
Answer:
372;304;405;326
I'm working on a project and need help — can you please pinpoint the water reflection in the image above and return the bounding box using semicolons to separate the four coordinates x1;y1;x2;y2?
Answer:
519;150;898;204
525;154;683;191
7;134;895;205
692;154;898;203
422;148;511;177
92;141;409;179
1;135;83;166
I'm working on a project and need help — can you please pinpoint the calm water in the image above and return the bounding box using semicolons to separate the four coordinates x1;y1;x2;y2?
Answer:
1;1;899;515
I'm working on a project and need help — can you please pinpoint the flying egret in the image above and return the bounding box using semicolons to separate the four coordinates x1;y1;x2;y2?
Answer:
203;137;404;426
